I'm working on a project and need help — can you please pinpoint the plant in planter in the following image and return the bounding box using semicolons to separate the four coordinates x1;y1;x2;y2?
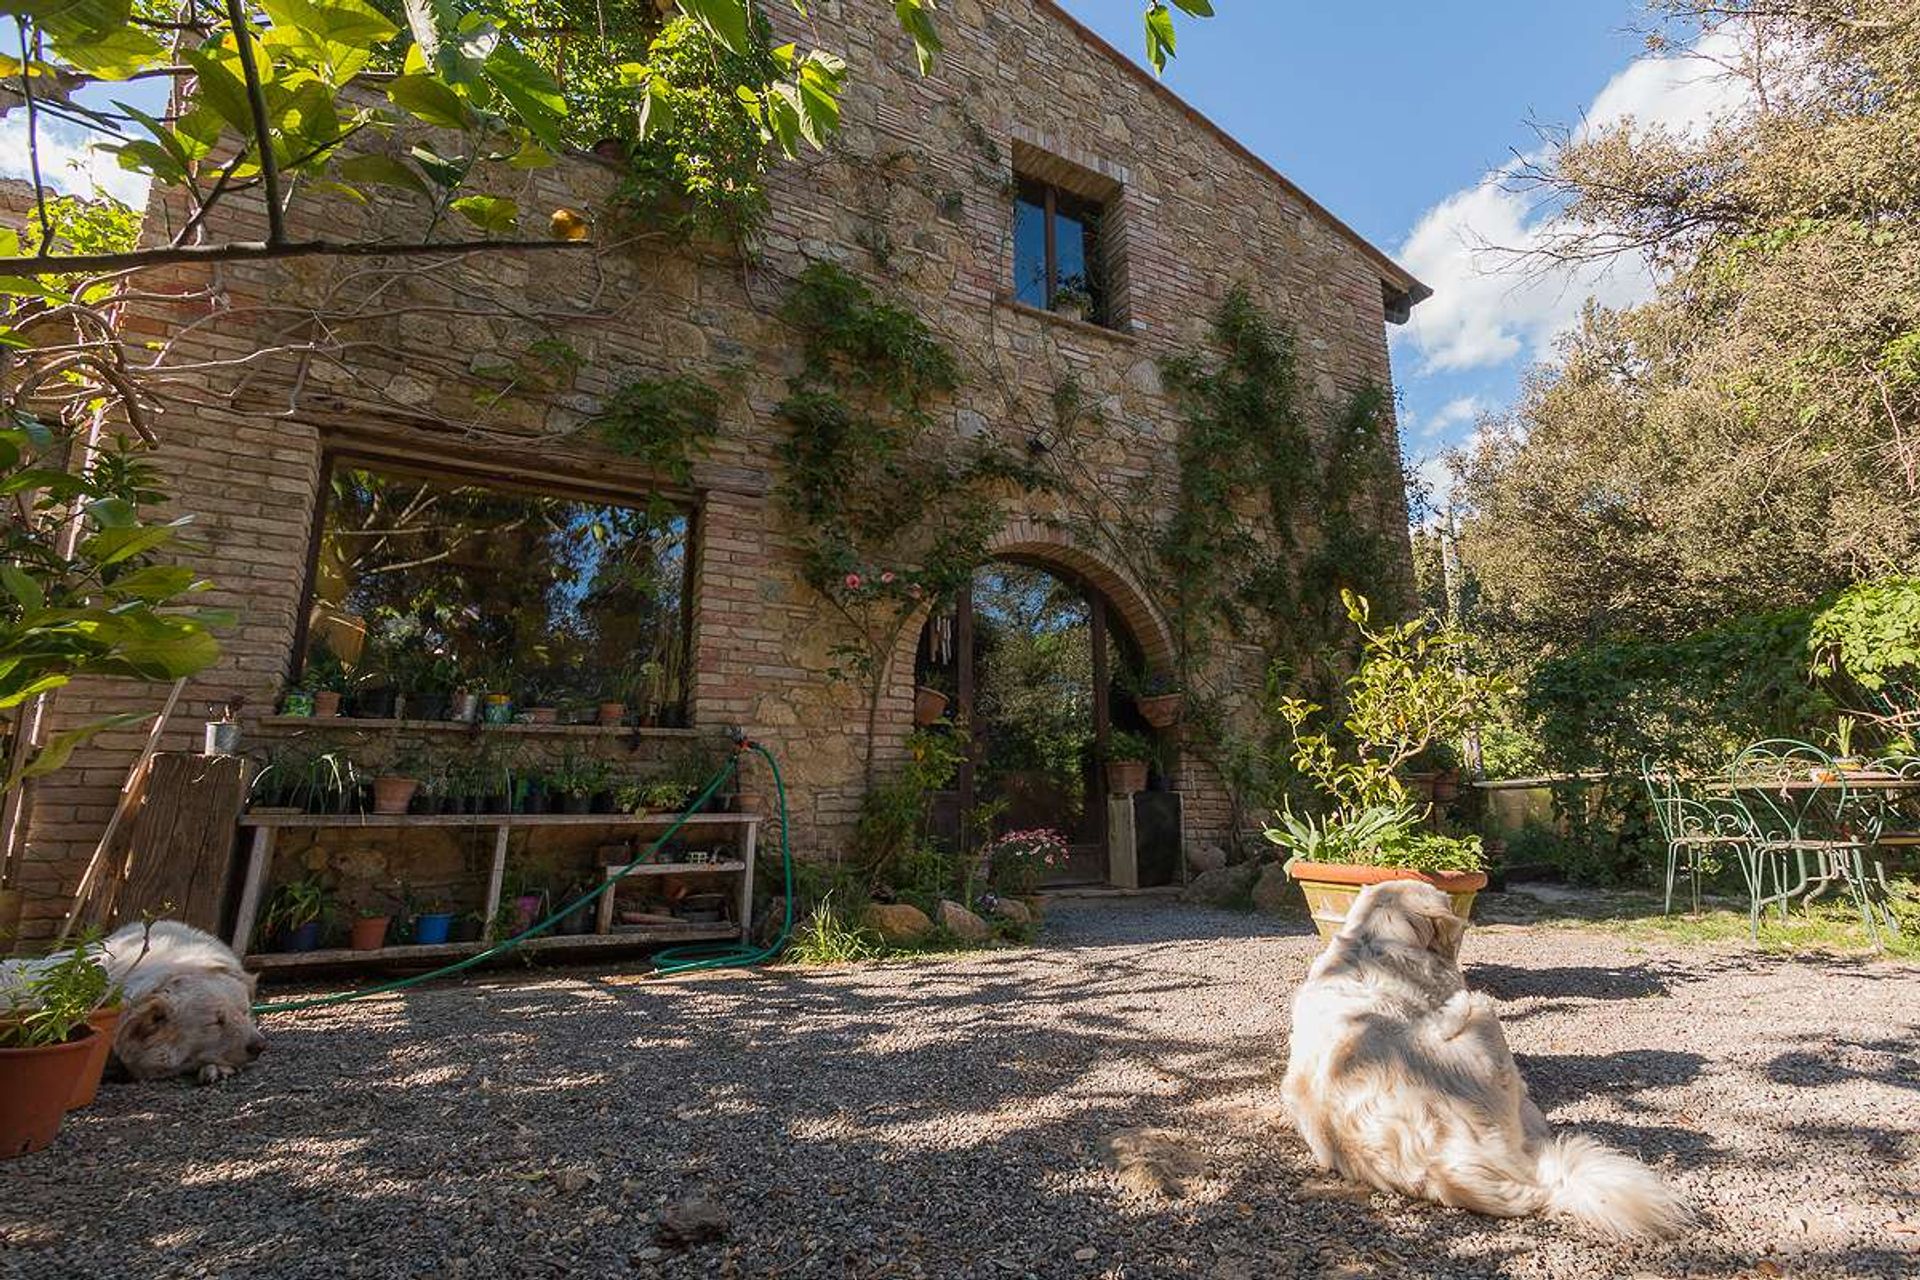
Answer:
370;746;425;816
548;748;611;814
1125;668;1185;730
280;686;315;717
261;876;334;952
1102;730;1153;796
348;897;393;951
412;900;456;945
0;938;116;1157
913;666;953;727
985;828;1070;896
1050;282;1093;323
1264;591;1511;939
518;672;567;724
302;641;351;717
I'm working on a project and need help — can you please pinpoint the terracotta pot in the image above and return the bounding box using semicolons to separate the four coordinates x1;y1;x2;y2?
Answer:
1136;693;1183;729
1285;861;1489;940
312;690;342;717
372;775;420;815
1105;761;1148;795
913;686;949;727
68;1005;121;1110
0;1028;96;1159
349;915;391;951
1432;770;1461;804
526;706;559;724
597;701;627;727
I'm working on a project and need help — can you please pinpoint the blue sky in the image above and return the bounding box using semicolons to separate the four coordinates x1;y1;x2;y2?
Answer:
1061;1;1745;503
6;3;1747;503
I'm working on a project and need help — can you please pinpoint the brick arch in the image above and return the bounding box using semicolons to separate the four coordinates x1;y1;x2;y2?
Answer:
879;519;1177;728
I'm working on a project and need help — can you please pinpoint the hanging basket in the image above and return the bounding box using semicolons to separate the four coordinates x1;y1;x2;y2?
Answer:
913;686;950;727
1136;693;1184;729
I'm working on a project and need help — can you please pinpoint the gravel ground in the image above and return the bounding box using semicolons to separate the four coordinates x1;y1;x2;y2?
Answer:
4;897;1917;1280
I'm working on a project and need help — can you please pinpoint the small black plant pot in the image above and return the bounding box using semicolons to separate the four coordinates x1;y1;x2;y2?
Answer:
414;793;444;816
558;794;591;815
591;790;616;814
351;688;399;719
657;704;688;729
482;793;510;814
450;917;483;943
405;692;449;722
558;904;594;936
522;790;550;815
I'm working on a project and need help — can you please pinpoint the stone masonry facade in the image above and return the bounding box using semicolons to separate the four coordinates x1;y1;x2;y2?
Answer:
8;1;1423;943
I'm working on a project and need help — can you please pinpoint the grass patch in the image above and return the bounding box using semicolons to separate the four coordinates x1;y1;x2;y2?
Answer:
1484;880;1920;960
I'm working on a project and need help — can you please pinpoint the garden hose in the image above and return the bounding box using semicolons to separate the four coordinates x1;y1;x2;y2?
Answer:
249;739;794;1017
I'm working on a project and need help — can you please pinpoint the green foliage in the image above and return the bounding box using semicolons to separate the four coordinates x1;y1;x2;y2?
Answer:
1525;607;1834;774
1264;592;1500;872
0;936;113;1048
775;264;1050;688
0;428;226;791
1809;576;1920;711
984;829;1070;896
612;16;782;241
262;875;334;937
593;373;723;485
785;890;882;965
1103;729;1153;763
853;727;964;886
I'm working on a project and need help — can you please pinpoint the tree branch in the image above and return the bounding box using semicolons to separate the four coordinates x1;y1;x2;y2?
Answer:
2;237;598;275
224;0;286;245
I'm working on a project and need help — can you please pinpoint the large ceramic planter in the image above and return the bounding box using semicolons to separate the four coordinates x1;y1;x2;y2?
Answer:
1;1029;96;1159
913;686;949;727
67;1005;121;1110
1285;861;1488;940
1136;693;1183;729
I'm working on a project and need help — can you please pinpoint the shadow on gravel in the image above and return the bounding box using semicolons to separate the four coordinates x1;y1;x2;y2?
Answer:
1517;1048;1708;1109
1766;1024;1920;1094
1469;960;1676;1000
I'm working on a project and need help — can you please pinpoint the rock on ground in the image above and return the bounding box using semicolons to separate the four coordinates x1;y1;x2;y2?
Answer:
936;899;991;941
1181;861;1258;907
4;897;1917;1279
1188;843;1229;874
862;901;932;943
1250;863;1295;915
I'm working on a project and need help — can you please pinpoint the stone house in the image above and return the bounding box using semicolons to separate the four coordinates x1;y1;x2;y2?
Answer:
6;1;1425;949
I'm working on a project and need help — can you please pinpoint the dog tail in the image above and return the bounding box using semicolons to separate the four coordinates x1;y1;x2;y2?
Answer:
1534;1133;1690;1240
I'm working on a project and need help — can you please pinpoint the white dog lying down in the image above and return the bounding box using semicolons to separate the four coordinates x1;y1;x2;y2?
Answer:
102;921;266;1084
1282;881;1689;1240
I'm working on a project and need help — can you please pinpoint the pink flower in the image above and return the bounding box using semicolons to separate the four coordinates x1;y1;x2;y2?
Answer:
844;573;863;590
881;571;895;585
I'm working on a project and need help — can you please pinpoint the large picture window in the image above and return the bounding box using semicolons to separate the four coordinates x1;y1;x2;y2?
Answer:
301;460;693;724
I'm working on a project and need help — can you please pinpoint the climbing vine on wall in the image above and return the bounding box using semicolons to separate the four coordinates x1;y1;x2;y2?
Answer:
593;373;724;485
774;263;1054;764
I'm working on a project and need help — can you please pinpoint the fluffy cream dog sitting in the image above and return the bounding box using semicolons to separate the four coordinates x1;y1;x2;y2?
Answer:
102;921;266;1083
1282;881;1689;1240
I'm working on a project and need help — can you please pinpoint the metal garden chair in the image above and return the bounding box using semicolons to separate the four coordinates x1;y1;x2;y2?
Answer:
1725;739;1889;944
1641;758;1754;917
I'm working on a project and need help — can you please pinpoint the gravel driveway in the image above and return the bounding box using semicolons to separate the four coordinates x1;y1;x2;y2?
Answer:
4;898;1916;1279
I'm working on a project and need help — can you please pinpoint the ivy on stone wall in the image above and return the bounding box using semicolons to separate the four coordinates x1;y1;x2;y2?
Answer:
593;373;723;486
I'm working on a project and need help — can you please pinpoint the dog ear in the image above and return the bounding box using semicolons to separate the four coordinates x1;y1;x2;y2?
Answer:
1411;895;1465;960
120;991;171;1042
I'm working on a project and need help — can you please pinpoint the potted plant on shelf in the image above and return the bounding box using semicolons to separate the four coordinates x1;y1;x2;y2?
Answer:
914;669;952;727
1265;591;1510;939
548;748;610;815
348;899;392;951
0;939;115;1158
372;748;424;815
280;685;315;717
450;910;485;944
1050;282;1093;323
412;901;455;945
1102;730;1152;796
1130;670;1185;730
262;876;333;952
303;641;351;717
518;673;565;725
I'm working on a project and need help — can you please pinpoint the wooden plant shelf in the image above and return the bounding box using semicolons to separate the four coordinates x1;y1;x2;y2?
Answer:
231;811;759;965
246;923;741;970
258;715;700;739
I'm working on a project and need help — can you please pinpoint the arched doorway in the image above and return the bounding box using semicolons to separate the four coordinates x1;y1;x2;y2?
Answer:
914;557;1176;886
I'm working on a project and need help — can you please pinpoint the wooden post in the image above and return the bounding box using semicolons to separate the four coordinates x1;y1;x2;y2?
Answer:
737;818;757;940
230;825;274;953
481;822;510;941
1091;593;1111;867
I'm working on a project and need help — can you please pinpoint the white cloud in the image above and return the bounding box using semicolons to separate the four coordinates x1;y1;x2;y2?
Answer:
1417;394;1487;441
1392;27;1755;377
0;110;150;207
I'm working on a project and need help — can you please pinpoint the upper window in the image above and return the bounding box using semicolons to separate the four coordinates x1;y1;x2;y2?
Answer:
1014;177;1111;327
301;460;693;724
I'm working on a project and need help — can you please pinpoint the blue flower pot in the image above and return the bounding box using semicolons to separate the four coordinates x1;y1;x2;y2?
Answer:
283;921;321;953
413;913;454;945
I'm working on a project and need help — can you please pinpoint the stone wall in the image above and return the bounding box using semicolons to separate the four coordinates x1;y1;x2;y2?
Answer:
8;0;1422;943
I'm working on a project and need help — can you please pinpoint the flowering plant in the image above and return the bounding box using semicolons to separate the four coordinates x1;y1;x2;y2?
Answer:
986;828;1071;895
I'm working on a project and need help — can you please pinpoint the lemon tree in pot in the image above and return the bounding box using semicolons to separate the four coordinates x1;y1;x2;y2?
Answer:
1266;591;1509;939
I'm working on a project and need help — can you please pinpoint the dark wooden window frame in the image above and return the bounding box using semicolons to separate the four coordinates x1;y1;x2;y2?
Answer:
1016;177;1111;325
290;449;700;721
